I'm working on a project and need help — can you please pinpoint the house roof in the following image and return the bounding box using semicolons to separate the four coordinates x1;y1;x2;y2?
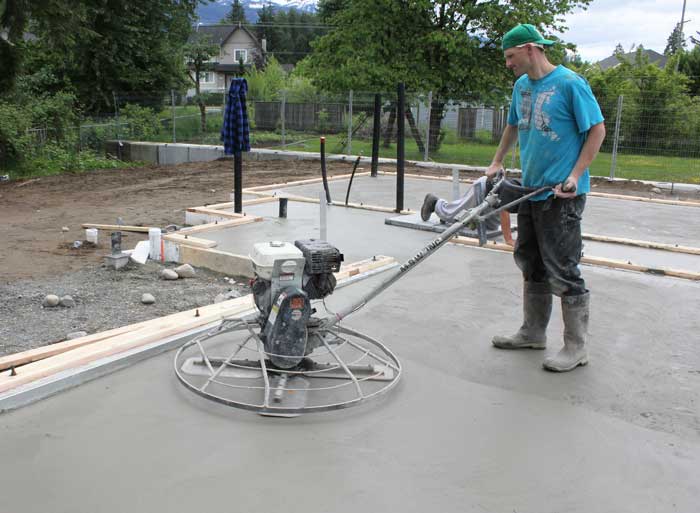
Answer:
190;23;262;50
596;49;668;71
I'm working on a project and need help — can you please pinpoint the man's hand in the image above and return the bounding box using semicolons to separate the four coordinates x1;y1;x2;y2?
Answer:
553;175;578;198
485;162;504;179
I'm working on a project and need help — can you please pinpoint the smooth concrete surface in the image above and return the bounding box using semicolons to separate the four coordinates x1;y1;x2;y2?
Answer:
1;175;699;513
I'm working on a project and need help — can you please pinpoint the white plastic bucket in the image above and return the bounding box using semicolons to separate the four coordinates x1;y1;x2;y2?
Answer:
148;228;162;261
85;228;98;245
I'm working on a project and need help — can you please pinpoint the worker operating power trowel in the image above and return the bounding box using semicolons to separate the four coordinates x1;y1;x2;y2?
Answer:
419;174;520;245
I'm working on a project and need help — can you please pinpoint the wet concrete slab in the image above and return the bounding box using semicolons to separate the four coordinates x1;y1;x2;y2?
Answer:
1;175;699;512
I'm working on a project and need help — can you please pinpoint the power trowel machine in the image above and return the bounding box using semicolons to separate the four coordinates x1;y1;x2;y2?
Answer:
174;174;550;415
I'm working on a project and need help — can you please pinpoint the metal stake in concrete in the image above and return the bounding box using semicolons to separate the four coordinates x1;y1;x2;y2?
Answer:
371;93;381;177
234;152;243;213
319;190;328;241
396;82;406;213
610;95;624;180
452;168;460;201
278;197;288;218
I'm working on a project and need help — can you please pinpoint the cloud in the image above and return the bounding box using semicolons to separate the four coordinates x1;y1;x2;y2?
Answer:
556;0;700;62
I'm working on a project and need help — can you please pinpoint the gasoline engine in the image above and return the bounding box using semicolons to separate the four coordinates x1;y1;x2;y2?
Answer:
250;239;344;369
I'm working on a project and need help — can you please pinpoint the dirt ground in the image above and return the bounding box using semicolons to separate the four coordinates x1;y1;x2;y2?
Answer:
1;157;698;356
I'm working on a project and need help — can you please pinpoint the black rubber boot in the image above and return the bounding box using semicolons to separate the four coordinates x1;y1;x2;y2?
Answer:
420;193;439;222
543;292;590;372
492;281;552;349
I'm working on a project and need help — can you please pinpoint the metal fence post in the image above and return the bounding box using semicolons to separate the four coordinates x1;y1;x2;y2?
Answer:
281;90;286;147
347;89;353;155
171;89;176;143
609;95;624;180
424;91;432;161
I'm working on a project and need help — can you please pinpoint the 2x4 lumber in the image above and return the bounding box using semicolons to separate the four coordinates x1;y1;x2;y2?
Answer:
0;256;399;394
0;297;258;393
377;169;474;184
243;171;369;193
177;216;260;236
204;197;279;211
0;323;144;372
162;233;217;248
582;233;700;256
335;255;395;280
588;191;700;207
82;223;153;233
241;190;414;215
451;236;700;281
185;207;250;219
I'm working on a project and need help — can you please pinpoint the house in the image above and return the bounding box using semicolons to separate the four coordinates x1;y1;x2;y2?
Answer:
187;23;265;94
596;48;668;71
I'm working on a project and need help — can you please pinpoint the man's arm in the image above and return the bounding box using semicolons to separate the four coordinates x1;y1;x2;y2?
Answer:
486;124;518;178
554;122;606;197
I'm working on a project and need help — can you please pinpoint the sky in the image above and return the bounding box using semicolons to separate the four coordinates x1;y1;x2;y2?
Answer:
558;0;700;62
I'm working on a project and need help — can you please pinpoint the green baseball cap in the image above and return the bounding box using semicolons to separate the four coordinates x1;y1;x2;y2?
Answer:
502;24;555;50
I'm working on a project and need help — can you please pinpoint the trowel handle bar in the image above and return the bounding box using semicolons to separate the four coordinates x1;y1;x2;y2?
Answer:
323;179;548;329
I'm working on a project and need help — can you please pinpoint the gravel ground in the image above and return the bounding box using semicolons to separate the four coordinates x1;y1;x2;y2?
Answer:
0;260;250;357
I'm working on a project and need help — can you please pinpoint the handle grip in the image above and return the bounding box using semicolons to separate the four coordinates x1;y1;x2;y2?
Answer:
561;180;577;193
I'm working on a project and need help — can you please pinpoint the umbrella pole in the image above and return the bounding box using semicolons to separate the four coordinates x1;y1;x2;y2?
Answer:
234;152;242;214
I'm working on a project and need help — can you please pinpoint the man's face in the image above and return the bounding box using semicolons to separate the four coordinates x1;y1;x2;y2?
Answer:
504;45;532;77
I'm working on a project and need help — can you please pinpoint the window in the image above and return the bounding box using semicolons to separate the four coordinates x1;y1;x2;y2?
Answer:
200;72;215;84
234;49;248;63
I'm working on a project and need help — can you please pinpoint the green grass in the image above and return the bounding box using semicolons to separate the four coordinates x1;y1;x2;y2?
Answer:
278;134;700;185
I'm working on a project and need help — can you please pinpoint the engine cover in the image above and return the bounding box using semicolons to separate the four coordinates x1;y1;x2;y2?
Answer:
263;287;312;369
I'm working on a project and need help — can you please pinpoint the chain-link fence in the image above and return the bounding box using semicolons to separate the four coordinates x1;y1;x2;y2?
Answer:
17;87;700;185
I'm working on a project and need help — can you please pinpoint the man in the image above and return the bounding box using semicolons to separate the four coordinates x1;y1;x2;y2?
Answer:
421;175;500;231
486;24;605;372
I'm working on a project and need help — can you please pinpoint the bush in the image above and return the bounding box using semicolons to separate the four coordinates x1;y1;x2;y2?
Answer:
120;104;162;140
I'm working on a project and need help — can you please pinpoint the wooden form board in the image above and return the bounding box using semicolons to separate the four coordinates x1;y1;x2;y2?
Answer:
243;171;370;193
162;233;218;248
0;256;398;394
451;236;700;281
82;223;154;233
177;216;260;236
582;233;700;256
204;197;279;211
588;191;700;208
241;189;414;215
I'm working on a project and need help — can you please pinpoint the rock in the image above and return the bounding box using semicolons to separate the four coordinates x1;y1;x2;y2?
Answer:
43;294;60;307
60;295;76;308
61;226;70;232
214;293;227;304
215;290;240;303
66;331;88;340
651;187;662;194
141;293;156;304
72;240;82;249
161;269;179;280
174;264;196;278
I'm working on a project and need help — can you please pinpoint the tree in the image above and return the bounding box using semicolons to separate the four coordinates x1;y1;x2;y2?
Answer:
665;22;686;56
301;0;590;151
679;33;700;95
222;0;247;25
18;0;199;114
184;36;219;132
255;2;277;52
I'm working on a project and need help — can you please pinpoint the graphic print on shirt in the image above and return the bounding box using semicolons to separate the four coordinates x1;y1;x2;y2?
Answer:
518;90;532;130
533;88;559;141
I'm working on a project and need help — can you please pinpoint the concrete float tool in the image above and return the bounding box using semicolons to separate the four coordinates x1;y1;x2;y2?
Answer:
174;175;551;416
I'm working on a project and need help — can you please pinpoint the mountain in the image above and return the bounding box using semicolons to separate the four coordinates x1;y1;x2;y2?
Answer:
196;0;317;24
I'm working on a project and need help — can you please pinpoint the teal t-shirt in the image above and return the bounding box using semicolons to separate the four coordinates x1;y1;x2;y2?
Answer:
507;65;604;200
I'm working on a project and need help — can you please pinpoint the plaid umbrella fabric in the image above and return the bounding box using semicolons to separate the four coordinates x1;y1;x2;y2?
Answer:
221;77;251;155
